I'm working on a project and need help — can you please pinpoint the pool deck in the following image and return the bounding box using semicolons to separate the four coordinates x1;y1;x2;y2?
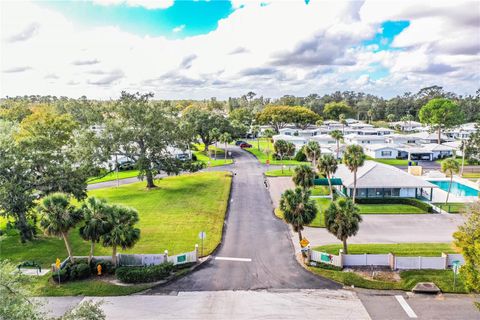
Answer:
421;175;479;203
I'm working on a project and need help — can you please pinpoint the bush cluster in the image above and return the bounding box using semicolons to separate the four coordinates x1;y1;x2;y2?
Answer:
115;262;174;283
51;258;115;283
294;149;307;162
354;197;433;213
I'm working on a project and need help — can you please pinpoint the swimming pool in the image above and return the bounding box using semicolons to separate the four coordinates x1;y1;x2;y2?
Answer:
429;180;479;197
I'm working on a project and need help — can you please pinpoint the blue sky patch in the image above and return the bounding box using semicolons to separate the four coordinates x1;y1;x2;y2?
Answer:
45;0;234;39
363;20;410;52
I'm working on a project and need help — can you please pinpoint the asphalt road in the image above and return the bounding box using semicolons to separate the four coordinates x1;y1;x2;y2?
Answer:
149;147;340;292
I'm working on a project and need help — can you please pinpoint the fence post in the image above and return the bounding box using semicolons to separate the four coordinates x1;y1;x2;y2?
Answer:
364;253;368;266
441;252;448;269
388;253;395;270
339;249;344;268
164;250;168;264
195;244;199;263
306;247;311;264
418;256;422;269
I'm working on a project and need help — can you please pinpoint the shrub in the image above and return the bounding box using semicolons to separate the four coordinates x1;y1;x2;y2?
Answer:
191;153;198;161
354;198;433;213
51;268;69;283
294;149;307;162
69;263;91;280
116;262;175;283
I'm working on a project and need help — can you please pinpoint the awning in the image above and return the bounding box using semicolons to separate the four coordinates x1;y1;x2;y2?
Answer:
314;178;343;186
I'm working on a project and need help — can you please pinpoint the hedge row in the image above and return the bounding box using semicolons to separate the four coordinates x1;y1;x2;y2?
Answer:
354;197;433;213
51;258;115;283
115;262;175;283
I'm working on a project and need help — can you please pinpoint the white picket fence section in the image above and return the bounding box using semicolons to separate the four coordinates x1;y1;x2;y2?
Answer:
395;256;445;270
310;250;342;267
344;254;390;267
309;249;464;271
447;253;465;267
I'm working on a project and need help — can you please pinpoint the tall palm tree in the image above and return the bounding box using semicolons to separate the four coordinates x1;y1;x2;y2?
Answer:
219;132;232;163
292;165;315;191
102;205;140;266
38;193;83;263
441;158;460;205
79;197;112;264
387;114;395;123
338;113;347;134
317;154;338;197
343;144;366;203
304;141;321;168
325;198;362;254
252;125;260;151
280;187;317;242
367;109;374;123
329;130;343;160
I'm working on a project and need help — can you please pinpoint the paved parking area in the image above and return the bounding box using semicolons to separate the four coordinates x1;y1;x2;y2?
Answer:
267;177;465;244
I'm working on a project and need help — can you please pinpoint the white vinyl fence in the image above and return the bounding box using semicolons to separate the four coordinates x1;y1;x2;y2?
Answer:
309;249;464;271
167;249;198;266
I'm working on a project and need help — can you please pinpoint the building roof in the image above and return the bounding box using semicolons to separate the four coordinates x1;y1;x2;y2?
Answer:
344;134;386;141
363;143;401;151
406;131;452;141
334;161;438;189
272;134;306;142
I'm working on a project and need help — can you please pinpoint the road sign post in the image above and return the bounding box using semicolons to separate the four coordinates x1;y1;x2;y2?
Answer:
452;260;460;290
55;258;61;284
198;231;206;257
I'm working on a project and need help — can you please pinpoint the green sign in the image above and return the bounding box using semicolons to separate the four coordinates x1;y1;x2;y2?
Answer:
320;253;331;263
452;260;460;274
177;254;186;263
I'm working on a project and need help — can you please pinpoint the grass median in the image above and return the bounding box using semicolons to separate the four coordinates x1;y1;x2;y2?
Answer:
0;171;232;268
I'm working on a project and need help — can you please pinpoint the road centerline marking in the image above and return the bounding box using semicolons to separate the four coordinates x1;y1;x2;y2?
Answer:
215;256;252;262
395;295;417;318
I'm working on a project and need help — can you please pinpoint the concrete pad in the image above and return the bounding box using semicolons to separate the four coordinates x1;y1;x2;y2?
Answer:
36;296;85;319
82;290;370;320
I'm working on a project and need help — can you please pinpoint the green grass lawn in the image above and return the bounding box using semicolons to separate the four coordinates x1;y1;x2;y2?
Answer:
0;172;232;267
434;202;469;214
313;243;458;256
311;186;330;196
31;275;151;296
245;139;309;165
435;157;477;166
194;150;233;167
357;203;428;214
275;197;330;228
88;170;140;184
463;172;480;181
265;168;295;177
366;156;409;166
309;266;467;293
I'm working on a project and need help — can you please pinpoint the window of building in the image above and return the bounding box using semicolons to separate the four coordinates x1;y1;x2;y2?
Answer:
381;151;392;156
392;188;400;196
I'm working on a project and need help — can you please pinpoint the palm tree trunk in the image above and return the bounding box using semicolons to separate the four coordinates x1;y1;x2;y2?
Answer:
336;141;339;159
327;173;333;198
89;241;95;265
225;142;228;163
62;232;75;263
445;174;453;205
343;238;348;254
257;137;260;151
298;227;303;242
352;170;357;203
112;245;117;266
438;127;441;144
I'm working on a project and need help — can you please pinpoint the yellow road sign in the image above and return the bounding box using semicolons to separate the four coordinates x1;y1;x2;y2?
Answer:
300;238;310;247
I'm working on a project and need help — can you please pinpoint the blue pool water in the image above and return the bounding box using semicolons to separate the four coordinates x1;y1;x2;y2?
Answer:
429;180;479;197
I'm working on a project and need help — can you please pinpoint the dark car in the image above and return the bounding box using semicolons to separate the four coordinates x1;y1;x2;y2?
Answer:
239;142;252;149
235;140;247;146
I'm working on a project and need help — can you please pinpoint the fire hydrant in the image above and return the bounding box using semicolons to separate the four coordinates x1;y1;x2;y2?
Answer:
97;264;102;276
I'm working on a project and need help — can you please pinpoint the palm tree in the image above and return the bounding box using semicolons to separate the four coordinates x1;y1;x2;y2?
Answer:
292;165;315;191
102;204;141;266
329;130;343;160
38;193;83;263
338;113;347;134
324;198;362;254
304;141;321;168
387;114;395;123
317;154;338;197
441;158;460;205
219;132;232;163
343;145;366;203
79;197;112;265
315;119;324;127
367;109;374;124
280;187;317;242
263;128;276;159
252;125;260;151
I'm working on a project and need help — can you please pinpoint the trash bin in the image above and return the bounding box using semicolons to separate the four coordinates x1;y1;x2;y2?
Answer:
408;161;412;166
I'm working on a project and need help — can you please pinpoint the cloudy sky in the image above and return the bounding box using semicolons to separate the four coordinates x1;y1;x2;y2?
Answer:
1;0;479;99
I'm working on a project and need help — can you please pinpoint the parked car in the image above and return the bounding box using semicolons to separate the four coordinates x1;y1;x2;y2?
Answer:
235;140;247;146
239;142;252;149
